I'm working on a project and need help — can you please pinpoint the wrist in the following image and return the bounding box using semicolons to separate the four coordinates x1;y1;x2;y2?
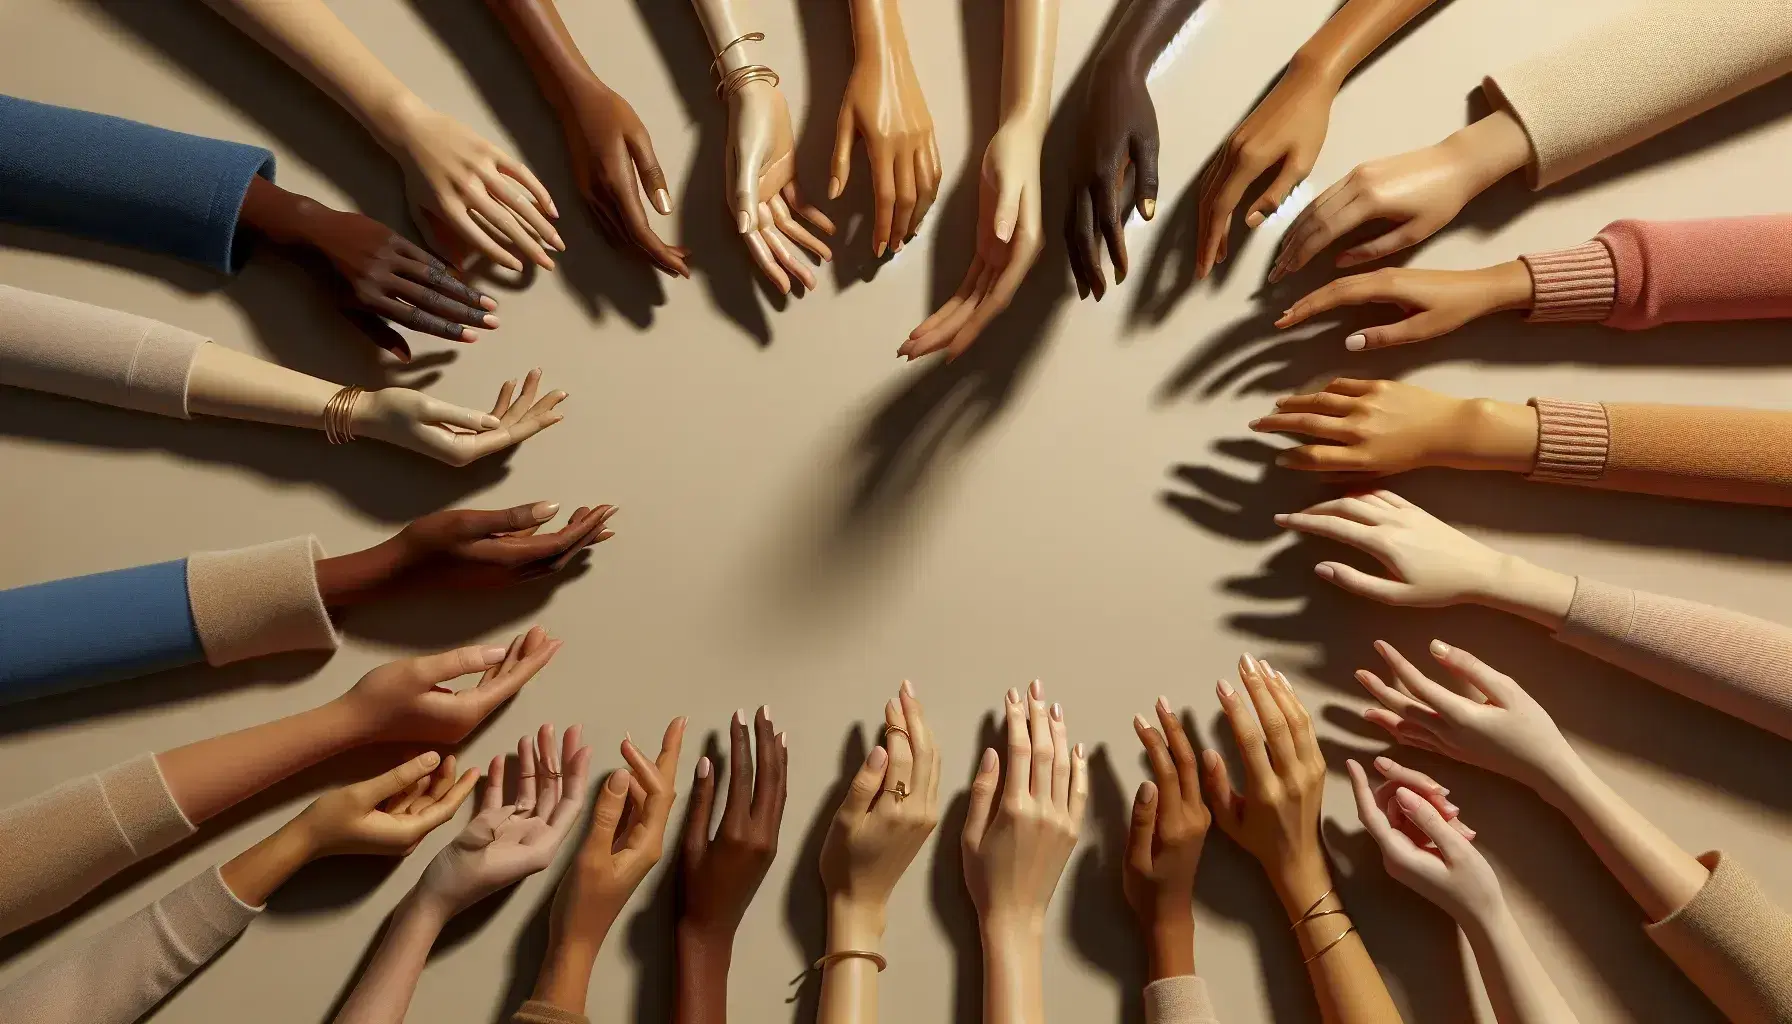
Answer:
313;539;407;608
399;885;456;934
676;919;735;964
827;896;888;951
371;91;432;154
1268;853;1334;921
1475;553;1577;630
1144;910;1196;981
1443;109;1531;192
1534;749;1598;812
1287;45;1348;93
979;909;1046;949
1448;397;1540;474
1482;259;1535;312
320;690;384;747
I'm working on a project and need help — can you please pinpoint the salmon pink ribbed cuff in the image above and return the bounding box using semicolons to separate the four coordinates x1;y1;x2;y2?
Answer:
1521;240;1617;323
1528;399;1609;481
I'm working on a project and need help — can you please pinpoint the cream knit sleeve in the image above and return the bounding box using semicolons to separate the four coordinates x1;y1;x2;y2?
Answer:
1483;0;1792;188
0;284;208;417
186;535;337;664
1555;578;1792;741
0;866;260;1024
0;754;194;938
1647;852;1792;1023
1144;976;1221;1024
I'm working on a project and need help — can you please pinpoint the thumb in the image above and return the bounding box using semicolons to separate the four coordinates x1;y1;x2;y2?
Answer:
407;644;511;687
360;752;443;804
584;768;633;854
829;108;855;200
840;745;889;819
1131;132;1160;220
991;176;1024;244
732;140;762;235
424;396;502;433
960;747;1000;851
1125;780;1158;875
439;502;562;539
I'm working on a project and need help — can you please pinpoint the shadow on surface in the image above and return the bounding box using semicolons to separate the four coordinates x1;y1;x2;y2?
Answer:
1065;744;1145;1024
927;712;998;1024
335;559;596;651
784;726;868;1021
791;0;885;290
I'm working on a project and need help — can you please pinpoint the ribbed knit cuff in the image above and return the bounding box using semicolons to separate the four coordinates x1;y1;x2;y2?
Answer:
1526;399;1610;481
1144;975;1219;1024
161;866;262;965
509;1000;592;1024
1520;240;1617;323
186;536;337;665
99;754;195;859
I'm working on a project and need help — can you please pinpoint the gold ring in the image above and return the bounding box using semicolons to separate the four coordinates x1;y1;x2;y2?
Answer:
884;781;909;802
885;726;910;742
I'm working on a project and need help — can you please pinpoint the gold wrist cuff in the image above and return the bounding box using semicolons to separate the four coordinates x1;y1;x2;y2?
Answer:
323;385;365;444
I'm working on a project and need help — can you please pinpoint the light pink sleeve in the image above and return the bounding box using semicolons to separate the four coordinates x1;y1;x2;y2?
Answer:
1555;578;1792;741
0;866;259;1024
1144;976;1220;1024
1647;852;1792;1023
0;284;207;418
1521;215;1792;328
0;755;194;938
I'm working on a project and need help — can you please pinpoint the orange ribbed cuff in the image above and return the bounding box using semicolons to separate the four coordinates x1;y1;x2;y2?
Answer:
1528;398;1610;481
1521;240;1617;323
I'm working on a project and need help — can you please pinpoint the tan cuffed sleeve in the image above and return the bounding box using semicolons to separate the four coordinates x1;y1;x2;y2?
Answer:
0;754;194;938
510;1001;591;1024
1557;578;1792;741
1521;240;1617;323
186;535;336;665
0;866;259;1024
1145;976;1220;1024
0;284;206;418
1526;399;1608;482
1483;0;1792;188
1646;852;1792;1023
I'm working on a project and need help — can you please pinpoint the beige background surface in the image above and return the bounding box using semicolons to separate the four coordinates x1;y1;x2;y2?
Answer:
2;1;1790;1022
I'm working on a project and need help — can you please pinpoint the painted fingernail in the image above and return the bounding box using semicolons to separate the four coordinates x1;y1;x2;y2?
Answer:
1242;652;1260;675
1274;513;1291;526
1430;639;1451;658
1217;678;1234;699
1396;789;1424;810
734;708;747;726
606;770;630;794
1133;713;1150;732
778;732;787;747
1314;563;1336;580
761;704;772;722
1245;211;1265;228
1138;780;1156;803
421;751;440;768
1156;695;1171;714
869;746;888;770
1007;687;1020;704
697;756;711;779
1141;198;1156;220
1345;333;1367;351
1374;755;1393;771
1443;800;1461;817
875;241;887;258
1051;702;1063;721
1248;418;1263;430
483;314;500;328
828;176;842;199
530;501;559;521
737;211;752;233
482;646;508;664
887;698;901;718
901;679;916;697
655;188;673;214
980;747;998;772
1030;679;1043;700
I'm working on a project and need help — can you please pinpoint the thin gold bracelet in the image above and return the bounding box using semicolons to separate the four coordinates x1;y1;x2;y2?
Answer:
1302;924;1357;964
786;949;886;1002
708;30;765;75
323;385;365;444
1290;887;1336;929
716;63;779;100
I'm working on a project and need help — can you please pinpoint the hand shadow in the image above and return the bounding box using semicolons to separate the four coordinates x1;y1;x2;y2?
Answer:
403;0;670;328
629;0;787;345
927;712;999;1024
333;555;597;651
783;726;869;1020
790;0;883;290
1064;743;1145;1024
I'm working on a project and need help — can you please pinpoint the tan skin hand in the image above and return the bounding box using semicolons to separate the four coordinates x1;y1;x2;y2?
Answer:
1276;262;1535;350
337;627;563;744
1198;62;1335;278
564;79;692;277
1250;378;1540;475
822;682;942;908
832;0;942;257
1202;655;1327;883
298;752;481;857
1126;697;1211;981
678;706;790;938
728;81;837;295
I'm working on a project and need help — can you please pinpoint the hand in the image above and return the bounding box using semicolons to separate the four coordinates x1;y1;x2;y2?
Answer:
548;718;686;949
903;123;1044;360
831;16;941;256
962;681;1088;931
726;81;836;294
296;751;480;857
1125;698;1211;930
1066;57;1159;300
355;367;566;466
1201;656;1325;885
562;77;691;277
1355;639;1582;793
418;723;593;915
348;501;616;598
1268;110;1530;284
308;210;498;357
1274;262;1534;350
335;627;562;744
677;707;788;940
1361;755;1473;848
1249;378;1539;476
1197;62;1335;278
1275;490;1512;607
822;682;941;913
385;98;564;273
1349;759;1504;924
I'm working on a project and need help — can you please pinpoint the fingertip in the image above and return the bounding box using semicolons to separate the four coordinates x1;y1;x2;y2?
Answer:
1245;210;1265;229
1314;562;1338;581
1345;333;1367;352
978;747;998;773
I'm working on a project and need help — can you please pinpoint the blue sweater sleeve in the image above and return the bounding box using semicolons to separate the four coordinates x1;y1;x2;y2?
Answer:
0;559;203;704
0;94;276;273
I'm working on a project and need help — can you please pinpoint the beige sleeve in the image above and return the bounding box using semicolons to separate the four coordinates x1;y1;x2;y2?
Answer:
1483;0;1792;188
0;284;207;418
0;754;194;938
1144;976;1220;1024
1646;852;1792;1023
1555;578;1792;742
0;866;259;1024
509;1000;591;1024
186;535;337;665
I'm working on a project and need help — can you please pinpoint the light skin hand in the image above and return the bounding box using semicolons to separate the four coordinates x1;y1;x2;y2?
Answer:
833;0;941;257
1366;755;1473;847
1269;109;1531;284
335;627;563;745
1348;758;1498;924
354;366;568;467
1274;489;1579;627
1126;697;1212;981
1275;262;1535;350
1249;378;1541;476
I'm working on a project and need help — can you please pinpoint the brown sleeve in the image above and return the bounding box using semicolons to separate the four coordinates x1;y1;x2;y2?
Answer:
509;1000;591;1024
1527;399;1792;506
1647;852;1792;1023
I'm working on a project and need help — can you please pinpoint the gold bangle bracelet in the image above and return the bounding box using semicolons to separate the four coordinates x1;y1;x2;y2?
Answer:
1302;924;1357;964
786;949;886;1002
323;385;365;445
708;30;765;75
716;63;779;100
1291;887;1336;929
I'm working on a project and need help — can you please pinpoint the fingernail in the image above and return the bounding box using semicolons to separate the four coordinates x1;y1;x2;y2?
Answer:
1030;679;1043;700
481;415;502;430
1242;652;1260;675
606;770;630;794
530;501;559;522
655;188;672;214
737;211;752;233
1245;211;1264;228
1397;789;1424;809
1443;800;1461;817
483;314;501;328
1430;639;1451;658
761;704;772;722
1274;513;1291;526
1074;743;1084;759
1248;418;1263;430
1462;827;1477;839
1006;687;1020;704
901;679;916;697
1141;198;1156;220
1345;333;1367;352
892;239;903;253
875;241;887;258
482;646;508;664
1217;678;1234;699
828;176;842;199
734;708;746;726
778;732;787;747
1314;563;1336;581
1138;780;1156;802
421;751;440;768
1133;713;1150;732
1374;756;1393;771
887;698;901;718
1051;702;1063;721
1156;695;1170;714
980;747;998;772
697;756;711;779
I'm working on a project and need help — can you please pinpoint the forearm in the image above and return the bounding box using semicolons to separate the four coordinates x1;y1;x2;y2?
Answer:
1538;758;1708;924
1460;907;1579;1024
1097;0;1200;73
335;889;451;1024
847;0;910;58
157;699;368;825
1270;857;1403;1024
980;919;1046;1024
185;341;342;430
201;0;421;149
218;818;318;907
1438;109;1532;195
237;174;339;249
674;923;733;1024
1290;0;1437;86
1143;912;1196;983
689;0;760;73
818;899;885;1024
485;0;603;114
999;0;1059;130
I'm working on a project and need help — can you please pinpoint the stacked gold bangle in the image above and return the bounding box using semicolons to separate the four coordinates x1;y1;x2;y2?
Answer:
709;30;779;99
1291;887;1356;965
323;385;365;445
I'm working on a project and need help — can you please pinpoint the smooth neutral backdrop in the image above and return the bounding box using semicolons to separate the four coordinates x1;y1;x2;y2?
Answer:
2;1;1789;1022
